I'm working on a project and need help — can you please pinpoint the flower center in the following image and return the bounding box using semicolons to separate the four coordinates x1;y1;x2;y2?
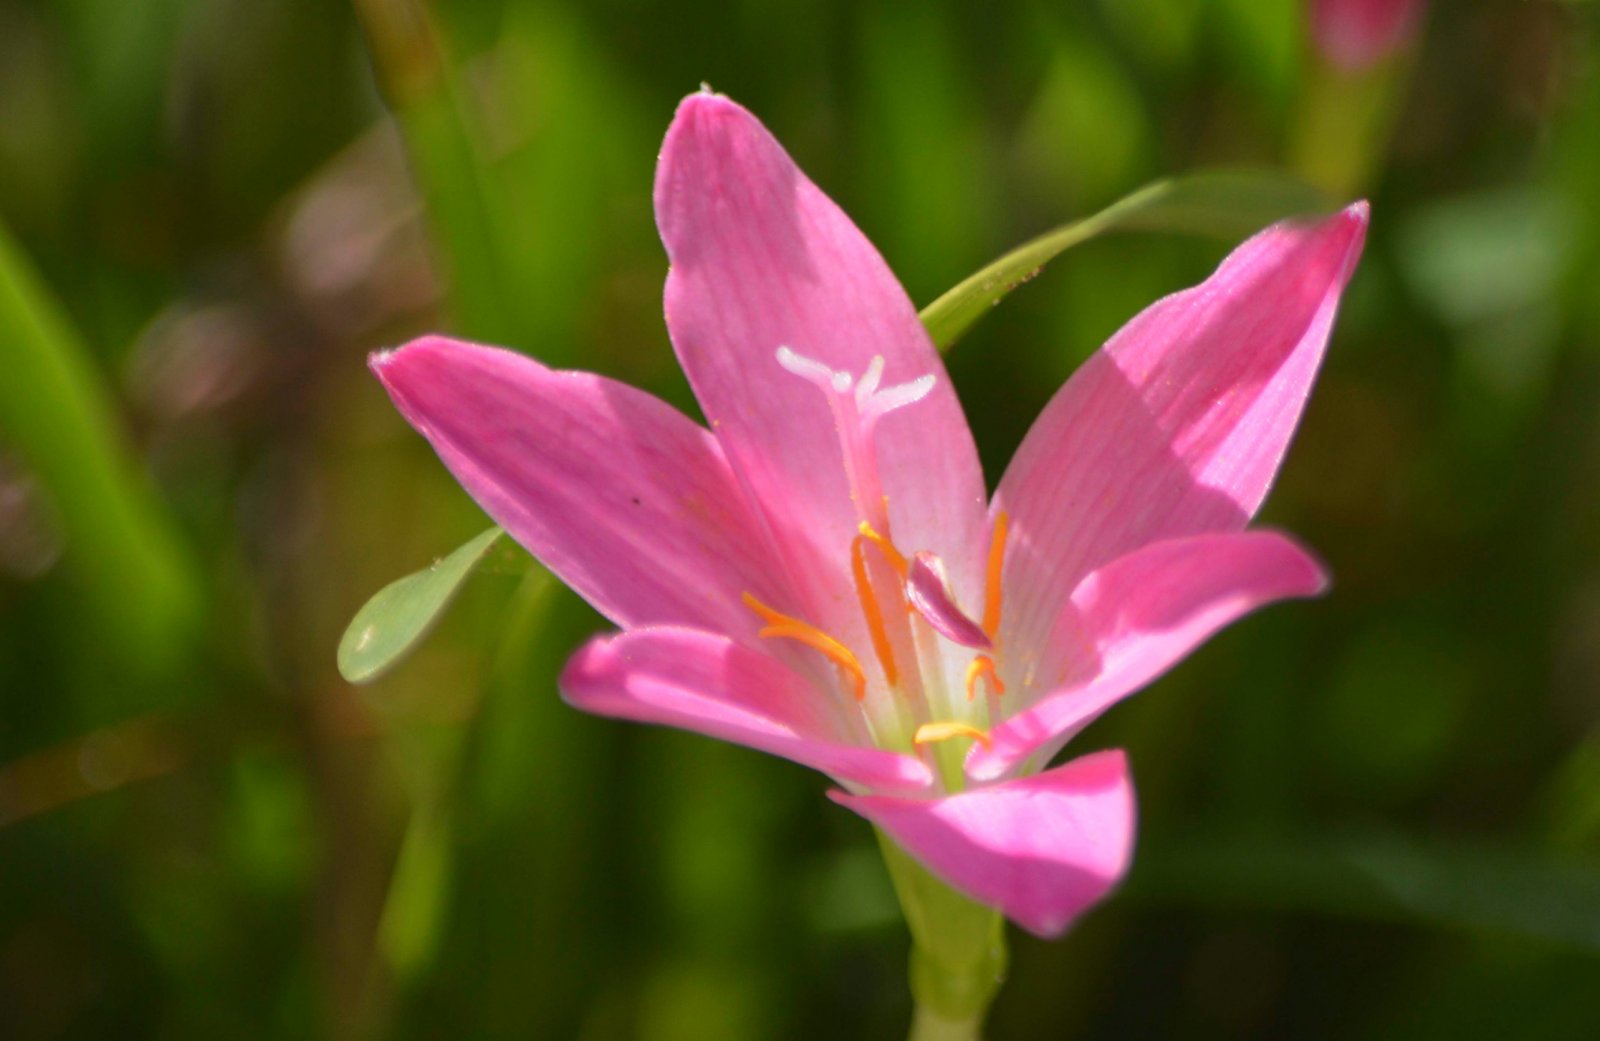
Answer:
742;348;1011;782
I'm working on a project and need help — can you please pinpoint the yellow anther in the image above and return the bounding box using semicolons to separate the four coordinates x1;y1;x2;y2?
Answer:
850;537;900;688
913;720;993;750
856;521;909;578
965;655;1005;701
982;512;1008;640
742;592;867;700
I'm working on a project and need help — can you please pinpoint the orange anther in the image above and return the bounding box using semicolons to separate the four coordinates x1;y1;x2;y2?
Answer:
965;655;1005;701
913;720;993;750
982;512;1008;640
742;592;867;700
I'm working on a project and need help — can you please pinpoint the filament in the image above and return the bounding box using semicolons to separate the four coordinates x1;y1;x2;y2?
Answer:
849;537;900;688
856;521;909;577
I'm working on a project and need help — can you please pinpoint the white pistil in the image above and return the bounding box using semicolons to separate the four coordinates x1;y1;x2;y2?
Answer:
775;346;934;421
776;345;853;393
773;345;987;763
861;372;934;419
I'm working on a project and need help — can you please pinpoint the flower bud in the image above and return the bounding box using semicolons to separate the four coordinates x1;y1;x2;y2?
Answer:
1310;0;1427;71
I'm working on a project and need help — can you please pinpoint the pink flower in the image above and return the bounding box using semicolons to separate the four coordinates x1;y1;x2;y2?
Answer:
1310;0;1427;71
372;93;1367;938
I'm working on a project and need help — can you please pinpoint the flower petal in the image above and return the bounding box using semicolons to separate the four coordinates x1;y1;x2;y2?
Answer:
969;530;1328;781
372;336;780;636
993;204;1365;657
833;750;1136;938
654;92;988;617
561;626;932;793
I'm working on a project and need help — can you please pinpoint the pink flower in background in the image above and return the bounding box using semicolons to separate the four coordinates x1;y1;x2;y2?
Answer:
373;92;1367;937
1311;0;1428;71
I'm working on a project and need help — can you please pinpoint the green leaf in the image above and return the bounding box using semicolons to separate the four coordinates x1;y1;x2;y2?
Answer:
1130;830;1600;953
0;217;199;676
338;527;506;684
918;169;1330;350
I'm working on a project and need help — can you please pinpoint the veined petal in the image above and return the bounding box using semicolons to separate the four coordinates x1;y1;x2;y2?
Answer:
833;750;1135;938
561;626;932;793
654;92;988;619
372;336;780;636
970;530;1327;782
993;205;1365;658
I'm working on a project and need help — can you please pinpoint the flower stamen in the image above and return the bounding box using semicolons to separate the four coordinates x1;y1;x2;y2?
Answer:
849;536;900;689
982;511;1009;641
742;592;867;700
856;520;909;577
913;720;993;750
965;655;1005;701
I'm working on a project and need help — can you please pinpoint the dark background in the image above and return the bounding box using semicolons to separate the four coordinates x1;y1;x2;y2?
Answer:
2;0;1599;1037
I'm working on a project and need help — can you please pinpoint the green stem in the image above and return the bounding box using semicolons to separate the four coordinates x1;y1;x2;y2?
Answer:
909;1004;983;1041
1289;54;1409;199
876;831;1006;1040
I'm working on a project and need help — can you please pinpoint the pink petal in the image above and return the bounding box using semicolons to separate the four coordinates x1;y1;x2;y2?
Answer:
969;530;1328;782
833;750;1136;938
372;336;780;636
906;551;992;650
993;204;1365;654
561;626;931;793
654;92;988;623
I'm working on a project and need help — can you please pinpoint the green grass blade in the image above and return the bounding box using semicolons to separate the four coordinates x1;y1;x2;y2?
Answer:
338;526;505;684
0;218;199;675
919;169;1330;350
377;795;454;984
352;0;521;344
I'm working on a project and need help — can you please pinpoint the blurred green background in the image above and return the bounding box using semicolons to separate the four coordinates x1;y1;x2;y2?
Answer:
3;0;1600;1037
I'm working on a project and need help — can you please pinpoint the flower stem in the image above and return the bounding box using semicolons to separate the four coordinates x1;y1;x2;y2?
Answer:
1289;54;1407;198
876;831;1006;1041
909;1004;984;1041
